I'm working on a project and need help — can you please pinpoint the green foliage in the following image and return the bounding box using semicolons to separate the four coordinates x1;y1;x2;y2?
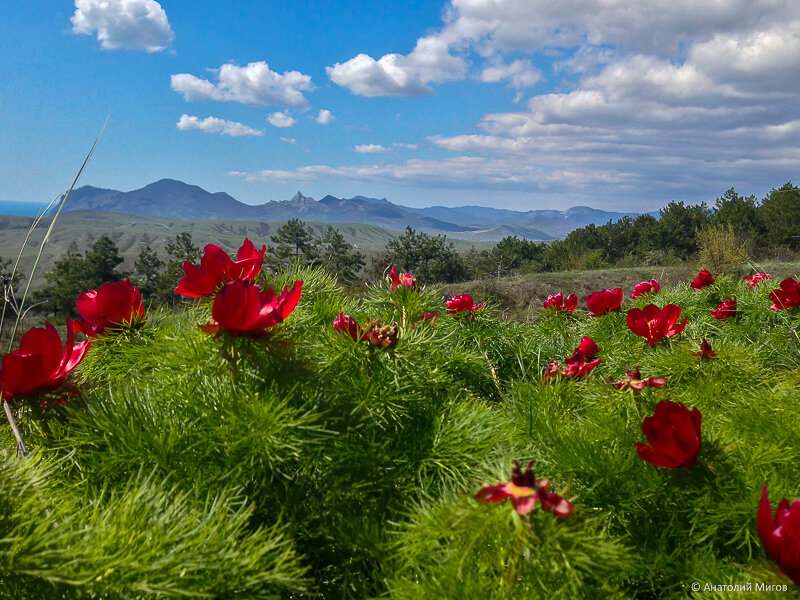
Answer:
132;245;164;300
270;218;320;267
696;224;749;276
319;226;366;282
759;182;800;251
382;226;468;283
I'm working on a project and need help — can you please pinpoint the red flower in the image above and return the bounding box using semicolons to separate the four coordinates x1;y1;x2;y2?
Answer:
609;366;667;391
691;269;714;290
199;279;302;337
363;321;398;348
418;312;438;323
543;292;578;313
693;339;717;360
475;461;573;517
586;288;623;316
333;312;363;341
711;297;737;320
631;279;660;299
626;304;688;346
635;400;702;468
446;293;484;314
388;267;417;291
543;355;602;382
0;321;90;401
175;238;266;298
757;485;800;585
73;279;145;337
745;272;772;288
574;336;599;361
769;277;800;310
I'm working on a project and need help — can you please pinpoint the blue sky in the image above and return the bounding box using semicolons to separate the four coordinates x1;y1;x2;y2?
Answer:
2;1;799;211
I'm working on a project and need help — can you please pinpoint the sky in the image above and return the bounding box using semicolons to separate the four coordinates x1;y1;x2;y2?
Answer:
2;1;799;212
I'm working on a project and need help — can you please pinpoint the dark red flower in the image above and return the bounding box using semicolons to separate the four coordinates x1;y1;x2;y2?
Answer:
0;321;90;401
475;461;573;517
574;336;599;361
609;366;667;391
73;279;145;337
586;288;623;316
635;400;702;468
446;293;484;314
333;312;363;341
388;267;417;291
693;339;717;360
745;272;773;288
757;485;800;585
691;269;714;290
363;321;398;348
418;312;438;323
626;304;688;346
631;279;660;299
543;354;602;382
543;292;578;313
769;277;800;310
175;238;266;298
199;279;302;337
711;297;737;320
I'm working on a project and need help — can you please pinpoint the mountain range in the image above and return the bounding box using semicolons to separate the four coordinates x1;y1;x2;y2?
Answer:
55;179;651;241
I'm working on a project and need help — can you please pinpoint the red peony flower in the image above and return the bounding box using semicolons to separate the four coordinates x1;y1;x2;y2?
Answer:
475;461;573;517
543;292;578;313
574;336;599;361
711;297;737;320
745;272;772;288
757;485;800;585
769;277;800;310
631;279;660;299
388;267;417;291
175;238;266;298
199;279;302;337
543;355;602;382
333;312;363;341
626;304;688;346
586;288;623;316
446;293;484;314
691;269;714;290
609;366;667;391
693;339;717;360
363;321;398;348
635;400;702;468
0;321;90;401
73;279;145;337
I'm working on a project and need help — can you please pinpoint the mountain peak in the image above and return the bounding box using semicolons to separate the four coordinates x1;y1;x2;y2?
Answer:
290;191;308;202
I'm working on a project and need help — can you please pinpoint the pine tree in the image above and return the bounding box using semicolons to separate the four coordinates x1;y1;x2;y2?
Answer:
319;226;365;282
133;245;165;300
270;219;319;266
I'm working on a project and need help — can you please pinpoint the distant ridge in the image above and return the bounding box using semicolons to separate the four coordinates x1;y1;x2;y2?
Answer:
49;178;651;241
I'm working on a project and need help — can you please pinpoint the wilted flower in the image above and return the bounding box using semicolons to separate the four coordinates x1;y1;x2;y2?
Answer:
635;400;702;468
711;297;737;320
745;272;773;288
626;304;688;346
388;267;417;291
0;321;90;402
175;238;266;298
691;269;714;290
586;288;623;316
631;279;660;299
757;485;800;585
693;339;717;360
475;460;573;517
446;293;484;315
543;355;602;382
769;277;800;310
543;292;578;313
610;366;667;391
199;279;302;337
363;320;398;348
333;312;363;341
73;279;145;337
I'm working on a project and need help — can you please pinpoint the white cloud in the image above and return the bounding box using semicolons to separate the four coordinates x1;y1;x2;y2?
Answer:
71;0;173;52
280;137;297;144
354;144;389;153
327;36;468;96
480;59;541;88
266;111;297;128
315;109;336;125
176;114;263;137
171;62;314;107
393;142;418;149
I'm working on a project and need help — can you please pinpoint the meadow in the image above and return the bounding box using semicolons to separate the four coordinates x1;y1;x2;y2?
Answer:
1;242;799;598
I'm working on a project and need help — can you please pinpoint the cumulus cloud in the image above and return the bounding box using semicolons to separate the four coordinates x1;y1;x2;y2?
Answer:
176;114;263;137
266;111;297;128
171;62;314;107
315;109;336;125
327;36;468;96
480;60;541;88
354;144;389;153
71;0;173;52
